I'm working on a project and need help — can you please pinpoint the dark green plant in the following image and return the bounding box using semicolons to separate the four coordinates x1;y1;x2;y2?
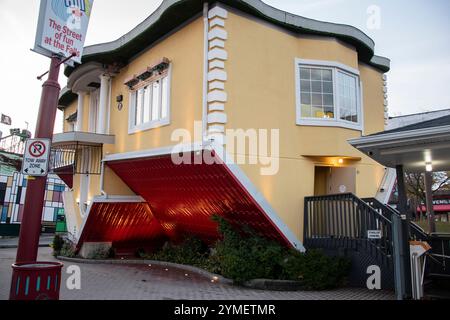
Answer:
211;215;286;283
59;242;77;258
280;249;351;290
145;237;209;268
52;234;65;257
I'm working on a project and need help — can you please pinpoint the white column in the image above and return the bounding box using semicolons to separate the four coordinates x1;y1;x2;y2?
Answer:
97;74;110;134
76;92;85;131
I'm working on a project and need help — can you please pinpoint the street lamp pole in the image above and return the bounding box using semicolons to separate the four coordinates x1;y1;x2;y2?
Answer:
15;55;62;263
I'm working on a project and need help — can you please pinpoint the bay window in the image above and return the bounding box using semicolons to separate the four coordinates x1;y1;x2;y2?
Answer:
296;59;362;130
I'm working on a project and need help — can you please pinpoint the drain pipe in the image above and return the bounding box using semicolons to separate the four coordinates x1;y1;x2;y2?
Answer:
202;2;209;143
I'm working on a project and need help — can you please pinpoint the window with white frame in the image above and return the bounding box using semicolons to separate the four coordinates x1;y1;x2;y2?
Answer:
129;71;170;133
296;59;362;130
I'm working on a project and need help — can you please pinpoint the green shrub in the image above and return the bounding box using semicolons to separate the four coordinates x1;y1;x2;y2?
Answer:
52;234;65;257
212;216;351;289
280;249;351;290
211;216;286;283
142;215;351;290
145;237;209;268
59;242;77;258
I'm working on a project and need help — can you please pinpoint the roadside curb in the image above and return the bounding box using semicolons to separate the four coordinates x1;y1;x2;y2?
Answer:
56;256;234;285
0;244;51;249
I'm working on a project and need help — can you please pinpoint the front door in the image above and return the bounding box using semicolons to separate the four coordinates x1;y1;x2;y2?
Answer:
328;167;356;194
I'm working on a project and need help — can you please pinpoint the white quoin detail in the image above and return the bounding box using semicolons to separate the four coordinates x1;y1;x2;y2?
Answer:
209;39;225;49
207;112;227;124
210;17;225;28
208;28;228;41
208;69;227;82
209;81;225;90
208;90;227;103
208;124;225;133
208;6;228;19
209;60;225;70
209;103;225;111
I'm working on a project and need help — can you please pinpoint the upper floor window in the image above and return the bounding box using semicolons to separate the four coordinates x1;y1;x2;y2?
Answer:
128;64;171;134
295;59;362;131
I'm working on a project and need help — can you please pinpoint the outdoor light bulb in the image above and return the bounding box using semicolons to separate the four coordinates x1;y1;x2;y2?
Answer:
338;158;344;164
426;163;433;172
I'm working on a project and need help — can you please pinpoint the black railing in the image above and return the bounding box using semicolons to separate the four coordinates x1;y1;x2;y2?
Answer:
363;197;429;241
304;193;394;265
50;143;102;175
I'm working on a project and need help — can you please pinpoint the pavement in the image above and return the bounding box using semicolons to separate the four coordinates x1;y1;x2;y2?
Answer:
0;235;53;248
0;245;395;300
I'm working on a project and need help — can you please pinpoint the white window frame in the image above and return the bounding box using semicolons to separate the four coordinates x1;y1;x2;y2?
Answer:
295;58;363;131
128;64;172;134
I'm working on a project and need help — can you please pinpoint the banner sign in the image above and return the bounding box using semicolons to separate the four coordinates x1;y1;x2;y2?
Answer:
34;0;94;64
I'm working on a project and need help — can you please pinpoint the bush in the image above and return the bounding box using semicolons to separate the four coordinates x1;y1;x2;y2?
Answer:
145;237;209;268
212;216;285;283
280;249;351;290
138;215;351;290
52;235;65;257
59;242;77;258
212;216;350;289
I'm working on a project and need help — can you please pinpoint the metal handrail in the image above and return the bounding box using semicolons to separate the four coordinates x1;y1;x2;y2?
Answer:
304;193;394;264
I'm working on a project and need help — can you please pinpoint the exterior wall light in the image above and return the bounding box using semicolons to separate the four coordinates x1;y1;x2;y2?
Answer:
116;94;123;111
425;163;433;172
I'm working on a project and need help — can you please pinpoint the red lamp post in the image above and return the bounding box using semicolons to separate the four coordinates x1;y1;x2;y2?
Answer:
9;55;71;300
15;55;62;263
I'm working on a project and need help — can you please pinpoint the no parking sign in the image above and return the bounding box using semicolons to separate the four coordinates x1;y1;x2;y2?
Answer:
22;139;51;177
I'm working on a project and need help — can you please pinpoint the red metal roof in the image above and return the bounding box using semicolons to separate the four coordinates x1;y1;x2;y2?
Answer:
104;150;293;247
77;202;167;253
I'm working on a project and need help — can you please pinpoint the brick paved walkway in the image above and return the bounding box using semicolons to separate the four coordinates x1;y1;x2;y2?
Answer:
0;247;395;300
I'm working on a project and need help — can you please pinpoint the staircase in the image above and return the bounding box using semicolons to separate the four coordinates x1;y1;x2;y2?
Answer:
304;193;450;298
304;193;396;289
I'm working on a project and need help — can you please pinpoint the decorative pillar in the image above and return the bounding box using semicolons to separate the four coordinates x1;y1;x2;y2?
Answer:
97;74;110;134
424;171;436;233
76;92;85;131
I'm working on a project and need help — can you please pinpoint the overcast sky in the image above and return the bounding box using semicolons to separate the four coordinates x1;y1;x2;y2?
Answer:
0;0;449;136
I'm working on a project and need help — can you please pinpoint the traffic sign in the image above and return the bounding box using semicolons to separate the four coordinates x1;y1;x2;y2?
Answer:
22;139;51;177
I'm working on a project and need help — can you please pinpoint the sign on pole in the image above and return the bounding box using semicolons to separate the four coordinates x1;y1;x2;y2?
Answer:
22;139;52;177
33;0;94;65
367;230;382;239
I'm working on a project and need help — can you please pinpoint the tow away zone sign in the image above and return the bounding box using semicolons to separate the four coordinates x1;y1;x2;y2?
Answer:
22;139;51;177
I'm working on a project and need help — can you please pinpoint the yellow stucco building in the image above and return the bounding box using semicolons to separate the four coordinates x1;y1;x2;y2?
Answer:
55;0;390;255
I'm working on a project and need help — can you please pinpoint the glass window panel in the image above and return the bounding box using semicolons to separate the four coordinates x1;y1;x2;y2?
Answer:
323;81;333;94
323;94;334;106
300;80;311;92
311;69;322;80
312;106;324;118
324;107;335;118
151;80;161;121
312;93;322;105
322;69;332;81
301;104;312;118
311;81;322;93
143;86;151;123
135;89;144;126
161;76;169;119
300;68;311;80
301;92;311;104
338;71;358;123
